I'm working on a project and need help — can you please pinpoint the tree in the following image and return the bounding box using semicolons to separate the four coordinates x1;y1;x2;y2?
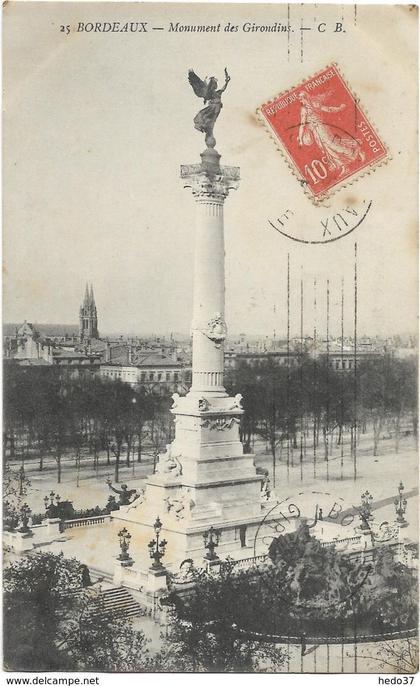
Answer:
227;359;297;488
132;387;150;463
160;563;287;672
375;637;418;674
265;522;355;634
3;552;151;672
147;391;174;462
3;462;31;529
4;552;84;669
60;592;151;671
265;524;417;637
354;547;417;633
100;380;133;481
386;357;417;453
225;361;259;453
357;355;417;456
167;524;416;643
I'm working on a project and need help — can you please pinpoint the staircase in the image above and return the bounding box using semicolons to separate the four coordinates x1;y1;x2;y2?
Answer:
88;586;143;618
79;586;144;617
89;566;114;584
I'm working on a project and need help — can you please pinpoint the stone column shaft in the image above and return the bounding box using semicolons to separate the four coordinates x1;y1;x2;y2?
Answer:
192;198;225;394
181;162;240;397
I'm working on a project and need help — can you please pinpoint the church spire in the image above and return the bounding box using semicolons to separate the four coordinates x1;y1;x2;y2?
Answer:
83;283;90;307
79;282;99;341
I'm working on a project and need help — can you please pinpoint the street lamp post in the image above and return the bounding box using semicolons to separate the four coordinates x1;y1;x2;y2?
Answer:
44;492;60;518
18;465;26;496
359;491;374;530
117;527;133;562
203;526;222;560
18;503;31;533
131;397;137;475
394;481;408;527
148;516;167;570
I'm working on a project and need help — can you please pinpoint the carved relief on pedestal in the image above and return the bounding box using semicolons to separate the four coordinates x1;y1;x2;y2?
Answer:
230;394;243;410
198;396;210;412
164;488;196;520
260;475;271;502
201;417;240;431
156;447;183;478
126;488;146;511
174;558;195;582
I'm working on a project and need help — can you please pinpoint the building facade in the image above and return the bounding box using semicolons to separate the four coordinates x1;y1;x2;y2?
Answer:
100;350;191;394
5;320;101;377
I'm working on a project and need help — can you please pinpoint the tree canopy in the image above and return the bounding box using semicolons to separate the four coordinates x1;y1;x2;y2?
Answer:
165;525;417;646
3;365;173;482
3;552;151;672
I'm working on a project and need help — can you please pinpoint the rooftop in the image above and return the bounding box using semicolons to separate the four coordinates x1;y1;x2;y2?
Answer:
102;351;185;369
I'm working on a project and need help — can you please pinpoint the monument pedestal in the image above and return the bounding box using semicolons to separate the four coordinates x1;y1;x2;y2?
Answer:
146;568;168;593
14;530;34;554
113;369;267;566
113;558;133;586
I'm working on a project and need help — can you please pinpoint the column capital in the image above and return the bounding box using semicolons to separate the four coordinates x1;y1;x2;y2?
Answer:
181;163;240;203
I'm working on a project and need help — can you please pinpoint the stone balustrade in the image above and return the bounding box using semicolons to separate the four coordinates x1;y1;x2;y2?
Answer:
63;515;110;530
231;554;269;570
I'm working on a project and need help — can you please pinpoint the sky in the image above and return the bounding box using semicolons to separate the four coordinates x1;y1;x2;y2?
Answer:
3;3;418;338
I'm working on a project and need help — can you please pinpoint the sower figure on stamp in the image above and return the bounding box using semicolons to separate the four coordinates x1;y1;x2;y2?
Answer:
297;91;365;176
188;68;231;148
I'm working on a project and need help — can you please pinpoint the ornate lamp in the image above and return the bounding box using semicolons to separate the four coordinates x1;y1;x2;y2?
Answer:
148;516;167;570
359;490;374;530
117;527;132;562
394;481;408;527
18;465;26;496
18;503;31;533
203;526;222;560
44;492;60;517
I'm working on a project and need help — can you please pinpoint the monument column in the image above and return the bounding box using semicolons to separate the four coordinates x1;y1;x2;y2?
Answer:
112;69;268;567
182;154;240;397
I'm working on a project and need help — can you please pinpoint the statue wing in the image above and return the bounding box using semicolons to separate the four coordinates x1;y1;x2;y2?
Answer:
188;70;209;100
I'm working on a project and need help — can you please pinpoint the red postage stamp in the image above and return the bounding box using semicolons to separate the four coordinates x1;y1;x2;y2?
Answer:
258;64;389;202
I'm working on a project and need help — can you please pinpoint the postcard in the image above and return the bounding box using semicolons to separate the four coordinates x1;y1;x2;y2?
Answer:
3;2;418;677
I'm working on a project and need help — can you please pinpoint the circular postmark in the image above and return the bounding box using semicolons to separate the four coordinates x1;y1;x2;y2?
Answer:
266;197;373;245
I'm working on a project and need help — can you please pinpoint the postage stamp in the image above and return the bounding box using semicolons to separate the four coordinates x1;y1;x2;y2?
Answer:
258;63;389;203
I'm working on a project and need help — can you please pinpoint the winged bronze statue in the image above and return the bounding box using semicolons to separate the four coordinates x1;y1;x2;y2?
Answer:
188;68;231;148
